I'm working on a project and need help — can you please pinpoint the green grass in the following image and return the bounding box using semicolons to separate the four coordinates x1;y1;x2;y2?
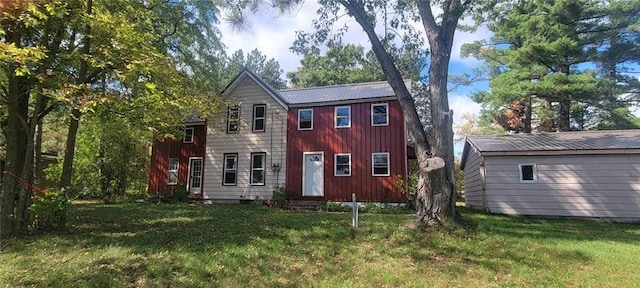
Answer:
1;203;639;287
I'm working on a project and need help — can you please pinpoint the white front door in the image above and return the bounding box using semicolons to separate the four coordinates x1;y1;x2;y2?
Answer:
188;157;203;194
303;152;324;197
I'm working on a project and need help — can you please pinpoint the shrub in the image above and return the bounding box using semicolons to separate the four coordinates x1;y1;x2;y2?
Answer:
29;189;69;232
270;185;291;208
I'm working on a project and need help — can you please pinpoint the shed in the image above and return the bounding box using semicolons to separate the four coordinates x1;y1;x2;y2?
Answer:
460;130;640;220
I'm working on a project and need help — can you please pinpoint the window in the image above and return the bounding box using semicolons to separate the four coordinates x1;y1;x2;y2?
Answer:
253;104;266;132
227;105;240;133
335;106;351;128
334;154;351;176
372;153;390;176
250;153;266;185
168;158;179;185
223;154;238;185
298;109;313;130
371;103;389;126
183;127;194;143
519;163;537;183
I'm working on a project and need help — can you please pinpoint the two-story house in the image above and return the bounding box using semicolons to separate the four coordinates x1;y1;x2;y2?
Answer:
148;68;409;203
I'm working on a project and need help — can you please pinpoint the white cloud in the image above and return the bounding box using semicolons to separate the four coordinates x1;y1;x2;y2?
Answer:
449;93;482;127
219;3;492;78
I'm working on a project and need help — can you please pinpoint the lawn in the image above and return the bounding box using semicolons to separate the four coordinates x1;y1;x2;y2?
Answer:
1;203;638;287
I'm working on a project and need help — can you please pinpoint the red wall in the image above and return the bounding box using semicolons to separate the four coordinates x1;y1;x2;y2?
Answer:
148;124;207;196
286;101;407;202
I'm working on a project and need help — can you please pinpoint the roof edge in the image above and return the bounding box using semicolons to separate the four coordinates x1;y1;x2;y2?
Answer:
222;67;289;109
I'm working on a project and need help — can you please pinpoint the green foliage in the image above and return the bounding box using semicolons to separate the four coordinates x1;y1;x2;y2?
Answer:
223;49;287;89
148;183;190;204
28;189;68;232
270;184;291;208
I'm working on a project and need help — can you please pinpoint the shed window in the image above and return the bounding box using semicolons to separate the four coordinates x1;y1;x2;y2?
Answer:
335;106;351;128
371;103;389;126
168;158;179;185
253;104;266;132
372;153;390;176
298;109;313;130
223;154;238;185
227;105;240;133
250;152;266;186
335;154;351;176
519;163;537;183
183;127;194;143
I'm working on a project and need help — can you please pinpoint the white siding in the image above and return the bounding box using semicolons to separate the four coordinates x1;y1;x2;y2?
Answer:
484;154;640;219
202;77;287;200
463;146;485;209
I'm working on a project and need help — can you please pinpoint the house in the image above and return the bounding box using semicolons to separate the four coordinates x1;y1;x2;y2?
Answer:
148;68;409;203
460;130;640;220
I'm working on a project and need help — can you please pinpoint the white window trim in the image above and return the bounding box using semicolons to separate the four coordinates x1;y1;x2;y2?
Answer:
372;152;390;176
334;106;351;128
223;154;238;186
187;157;203;194
298;108;313;130
371;103;389;126
334;153;351;177
519;163;537;183
183;127;194;143
250;152;266;186
227;105;240;133
168;158;179;185
253;104;266;132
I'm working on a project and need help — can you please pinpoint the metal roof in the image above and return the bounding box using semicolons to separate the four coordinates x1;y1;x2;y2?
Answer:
278;80;411;105
222;67;289;108
467;130;640;152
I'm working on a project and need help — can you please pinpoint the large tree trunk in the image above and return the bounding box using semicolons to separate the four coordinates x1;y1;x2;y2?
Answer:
339;0;454;226
524;97;532;133
558;99;571;132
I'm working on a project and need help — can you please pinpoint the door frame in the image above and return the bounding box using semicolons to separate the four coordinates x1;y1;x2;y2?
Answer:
187;157;204;194
302;151;324;197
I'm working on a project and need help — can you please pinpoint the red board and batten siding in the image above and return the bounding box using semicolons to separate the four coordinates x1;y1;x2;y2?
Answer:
148;124;207;196
286;100;407;202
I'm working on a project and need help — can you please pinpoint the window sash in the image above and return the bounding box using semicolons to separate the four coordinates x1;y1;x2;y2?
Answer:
223;154;238;185
335;106;351;128
519;163;537;183
334;154;351;176
298;109;313;130
372;153;390;176
227;106;240;133
371;103;389;126
183;127;194;143
253;105;266;132
168;158;179;185
251;153;266;185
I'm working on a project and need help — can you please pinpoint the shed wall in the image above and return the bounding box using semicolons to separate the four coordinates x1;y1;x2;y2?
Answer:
463;145;484;209
483;154;640;219
202;77;287;200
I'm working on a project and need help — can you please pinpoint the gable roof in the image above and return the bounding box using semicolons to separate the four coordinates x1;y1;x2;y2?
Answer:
279;80;411;106
222;67;288;109
461;130;640;169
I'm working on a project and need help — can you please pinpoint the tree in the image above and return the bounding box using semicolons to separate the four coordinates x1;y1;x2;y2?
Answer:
464;0;640;132
223;49;287;89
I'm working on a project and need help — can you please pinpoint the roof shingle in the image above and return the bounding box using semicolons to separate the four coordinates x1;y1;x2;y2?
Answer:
278;80;411;105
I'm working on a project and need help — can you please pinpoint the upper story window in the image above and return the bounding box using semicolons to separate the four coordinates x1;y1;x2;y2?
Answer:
371;103;389;126
519;163;537;183
298;109;313;130
335;106;351;128
372;153;390;176
253;104;266;132
168;158;179;185
250;152;266;186
334;153;351;176
183;127;194;143
227;105;240;133
223;154;238;185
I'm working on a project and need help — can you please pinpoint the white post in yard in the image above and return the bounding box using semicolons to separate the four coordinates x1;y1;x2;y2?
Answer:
352;193;358;228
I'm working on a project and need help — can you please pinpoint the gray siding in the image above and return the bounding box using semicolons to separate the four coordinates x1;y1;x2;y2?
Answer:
483;154;640;219
463;145;484;209
202;77;287;200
